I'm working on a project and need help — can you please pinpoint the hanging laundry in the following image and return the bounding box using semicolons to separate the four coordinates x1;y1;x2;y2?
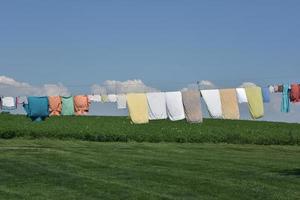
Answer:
274;85;279;93
220;89;240;120
107;94;117;103
262;87;271;103
101;95;108;102
1;97;17;110
268;85;275;93
117;94;127;109
165;91;185;121
146;92;167;120
126;93;149;124
290;84;300;103
17;96;28;104
74;95;90;116
236;88;248;103
201;90;223;118
245;87;264;119
281;84;290;113
48;96;62;116
181;90;203;123
88;95;102;103
278;85;283;93
25;96;49;121
61;96;75;116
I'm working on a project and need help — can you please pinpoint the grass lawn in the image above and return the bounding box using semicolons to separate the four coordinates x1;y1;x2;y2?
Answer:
0;114;300;145
0;139;299;200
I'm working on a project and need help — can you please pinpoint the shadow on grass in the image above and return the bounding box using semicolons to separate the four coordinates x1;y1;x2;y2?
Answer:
278;169;300;177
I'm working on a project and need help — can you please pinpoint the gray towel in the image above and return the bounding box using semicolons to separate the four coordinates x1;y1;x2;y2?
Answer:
181;90;203;123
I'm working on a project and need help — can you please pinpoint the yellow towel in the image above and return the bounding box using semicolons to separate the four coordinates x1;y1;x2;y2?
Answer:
126;93;149;124
220;89;240;119
245;87;264;119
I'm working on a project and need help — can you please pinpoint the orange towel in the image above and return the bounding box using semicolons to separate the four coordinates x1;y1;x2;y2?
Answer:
74;95;90;115
220;89;240;120
48;96;62;116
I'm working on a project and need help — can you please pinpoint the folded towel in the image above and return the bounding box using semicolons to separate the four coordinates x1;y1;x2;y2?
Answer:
236;88;248;103
220;89;240;120
201;90;223;118
48;96;62;116
127;93;149;124
61;96;75;116
262;87;270;103
146;92;167;120
165;91;185;121
245;87;264;119
181;90;203;123
117;94;127;109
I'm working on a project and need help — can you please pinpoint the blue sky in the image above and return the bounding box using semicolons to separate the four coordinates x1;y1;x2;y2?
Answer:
1;0;300;121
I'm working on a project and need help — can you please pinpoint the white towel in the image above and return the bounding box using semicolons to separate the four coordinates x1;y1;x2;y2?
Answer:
146;92;167;120
17;96;28;104
117;94;127;109
107;94;117;103
200;90;223;118
165;91;185;121
1;97;16;109
88;95;102;103
236;88;248;103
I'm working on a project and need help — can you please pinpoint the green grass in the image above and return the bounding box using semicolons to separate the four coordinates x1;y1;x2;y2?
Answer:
0;114;300;145
0;139;299;200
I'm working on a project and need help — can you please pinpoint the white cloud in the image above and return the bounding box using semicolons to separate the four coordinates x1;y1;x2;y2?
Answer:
0;75;70;96
91;79;159;94
239;82;257;88
198;80;216;90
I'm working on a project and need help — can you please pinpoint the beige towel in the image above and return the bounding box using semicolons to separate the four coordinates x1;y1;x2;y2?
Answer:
220;89;240;120
181;90;203;123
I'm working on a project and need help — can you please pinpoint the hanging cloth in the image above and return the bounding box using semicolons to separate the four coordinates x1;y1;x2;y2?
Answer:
117;94;127;109
245;87;264;119
165;91;185;121
108;94;117;103
101;95;108;102
290;84;300;103
200;89;223;118
74;95;90;116
236;88;248;103
146;92;167;120
1;97;17;110
281;84;290;113
220;89;240;120
262;87;271;103
48;96;62;116
88;95;102;103
181;90;203;123
25;96;49;121
61;96;75;116
17;96;28;105
126;93;149;124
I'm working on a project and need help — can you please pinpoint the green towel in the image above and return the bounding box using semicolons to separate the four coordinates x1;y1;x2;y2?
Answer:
61;96;74;116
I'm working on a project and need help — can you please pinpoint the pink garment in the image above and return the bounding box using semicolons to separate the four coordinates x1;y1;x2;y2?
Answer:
73;95;90;115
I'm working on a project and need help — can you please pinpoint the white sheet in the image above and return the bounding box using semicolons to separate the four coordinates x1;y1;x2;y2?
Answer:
146;92;167;120
236;88;248;103
200;90;223;118
107;94;117;103
165;91;185;121
117;94;127;109
88;95;102;103
1;97;16;108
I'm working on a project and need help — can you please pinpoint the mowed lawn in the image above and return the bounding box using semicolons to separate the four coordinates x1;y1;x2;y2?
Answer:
0;139;299;200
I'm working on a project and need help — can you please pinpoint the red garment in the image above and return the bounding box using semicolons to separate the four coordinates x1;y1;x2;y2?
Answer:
290;84;300;103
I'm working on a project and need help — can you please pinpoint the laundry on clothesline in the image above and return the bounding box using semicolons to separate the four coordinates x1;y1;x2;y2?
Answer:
2;81;300;123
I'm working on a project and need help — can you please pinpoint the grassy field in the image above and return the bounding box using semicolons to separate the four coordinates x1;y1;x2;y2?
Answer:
0;139;299;200
0;114;300;145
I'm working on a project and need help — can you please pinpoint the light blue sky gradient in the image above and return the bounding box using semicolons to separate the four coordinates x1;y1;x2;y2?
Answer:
1;0;300;121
